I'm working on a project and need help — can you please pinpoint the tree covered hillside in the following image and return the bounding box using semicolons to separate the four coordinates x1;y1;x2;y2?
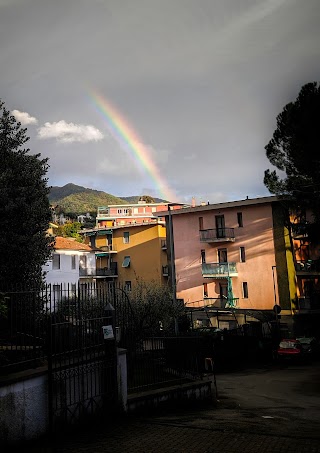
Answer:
49;183;127;215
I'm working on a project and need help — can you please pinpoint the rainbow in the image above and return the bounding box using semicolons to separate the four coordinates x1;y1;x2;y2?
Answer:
89;91;177;202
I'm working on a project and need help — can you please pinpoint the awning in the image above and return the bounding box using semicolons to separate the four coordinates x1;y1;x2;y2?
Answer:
122;256;131;268
97;229;113;236
85;231;96;236
96;252;108;257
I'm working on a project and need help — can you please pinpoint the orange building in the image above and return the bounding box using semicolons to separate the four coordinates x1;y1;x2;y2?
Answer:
81;221;168;290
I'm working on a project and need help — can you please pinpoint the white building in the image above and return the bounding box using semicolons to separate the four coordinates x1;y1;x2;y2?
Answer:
43;236;96;301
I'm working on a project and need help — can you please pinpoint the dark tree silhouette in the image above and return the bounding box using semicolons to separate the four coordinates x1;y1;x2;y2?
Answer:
264;82;320;222
0;99;53;288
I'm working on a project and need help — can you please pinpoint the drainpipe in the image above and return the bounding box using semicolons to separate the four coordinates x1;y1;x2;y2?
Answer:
168;205;178;334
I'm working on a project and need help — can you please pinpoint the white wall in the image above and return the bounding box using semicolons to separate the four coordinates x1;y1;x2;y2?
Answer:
43;251;96;285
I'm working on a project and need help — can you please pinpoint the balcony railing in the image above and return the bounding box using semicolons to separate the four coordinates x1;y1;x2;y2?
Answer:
295;260;320;273
98;245;116;253
79;265;118;277
291;223;309;239
79;267;96;276
199;228;235;243
297;297;320;311
201;262;237;278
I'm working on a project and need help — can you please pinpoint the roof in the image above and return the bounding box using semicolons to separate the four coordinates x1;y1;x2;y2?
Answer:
54;236;94;252
80;221;165;235
155;196;280;217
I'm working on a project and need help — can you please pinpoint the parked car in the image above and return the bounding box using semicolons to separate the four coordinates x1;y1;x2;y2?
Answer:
277;339;303;360
296;337;320;358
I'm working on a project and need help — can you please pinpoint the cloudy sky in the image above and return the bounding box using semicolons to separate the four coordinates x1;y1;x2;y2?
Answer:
1;0;320;203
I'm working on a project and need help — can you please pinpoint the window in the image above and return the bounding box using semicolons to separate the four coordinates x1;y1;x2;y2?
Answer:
124;281;132;291
201;249;206;263
89;236;95;247
218;248;228;263
117;208;122;214
240;246;246;263
79;255;87;269
242;282;248;298
203;283;208;298
122;256;131;268
52;254;60;270
71;255;76;269
219;283;228;300
237;212;243;227
199;217;204;230
53;284;61;301
123;232;130;244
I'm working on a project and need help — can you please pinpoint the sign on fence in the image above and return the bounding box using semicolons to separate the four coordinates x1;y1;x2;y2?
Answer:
102;325;114;340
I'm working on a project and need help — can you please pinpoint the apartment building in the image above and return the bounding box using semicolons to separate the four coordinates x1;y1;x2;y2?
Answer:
291;209;320;335
81;221;168;289
157;196;297;330
95;199;170;228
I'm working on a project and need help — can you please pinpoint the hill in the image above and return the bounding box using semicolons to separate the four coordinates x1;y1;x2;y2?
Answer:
49;184;127;214
49;183;167;215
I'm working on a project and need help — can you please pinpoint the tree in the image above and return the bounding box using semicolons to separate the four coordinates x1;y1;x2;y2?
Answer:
123;279;185;336
0;99;53;288
56;221;83;241
139;195;155;203
264;82;320;222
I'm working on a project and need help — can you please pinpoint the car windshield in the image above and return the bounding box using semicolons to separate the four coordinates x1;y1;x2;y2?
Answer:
279;340;299;349
296;337;314;344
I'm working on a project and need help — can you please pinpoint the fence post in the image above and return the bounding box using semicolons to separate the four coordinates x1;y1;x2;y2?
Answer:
103;302;118;408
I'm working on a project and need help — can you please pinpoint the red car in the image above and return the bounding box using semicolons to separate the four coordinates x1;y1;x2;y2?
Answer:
277;339;303;360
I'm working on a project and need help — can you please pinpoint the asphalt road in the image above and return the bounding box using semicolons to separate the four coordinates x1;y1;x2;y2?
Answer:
12;360;320;452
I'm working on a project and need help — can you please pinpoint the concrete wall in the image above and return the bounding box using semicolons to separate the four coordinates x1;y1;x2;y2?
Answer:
0;372;48;445
0;349;127;445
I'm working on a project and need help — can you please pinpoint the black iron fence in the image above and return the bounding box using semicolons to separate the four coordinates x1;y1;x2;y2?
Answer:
0;283;205;393
0;283;117;374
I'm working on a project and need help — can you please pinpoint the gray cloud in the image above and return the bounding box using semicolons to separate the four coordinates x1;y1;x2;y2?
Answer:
1;0;320;203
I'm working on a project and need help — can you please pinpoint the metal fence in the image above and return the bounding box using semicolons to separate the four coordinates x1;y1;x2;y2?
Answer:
0;283;117;374
0;283;205;394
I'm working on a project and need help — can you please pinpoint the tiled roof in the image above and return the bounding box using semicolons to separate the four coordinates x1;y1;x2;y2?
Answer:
54;236;93;251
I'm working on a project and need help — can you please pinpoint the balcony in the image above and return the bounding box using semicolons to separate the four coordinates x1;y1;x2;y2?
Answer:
201;262;237;278
203;297;239;309
79;263;118;277
162;265;169;277
98;245;117;254
297;297;320;311
199;228;235;243
291;223;309;239
295;260;320;275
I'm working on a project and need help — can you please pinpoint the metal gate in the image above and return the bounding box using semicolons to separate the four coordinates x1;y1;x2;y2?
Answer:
47;283;118;433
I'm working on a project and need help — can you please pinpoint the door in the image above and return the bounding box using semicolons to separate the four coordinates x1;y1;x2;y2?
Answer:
215;215;225;238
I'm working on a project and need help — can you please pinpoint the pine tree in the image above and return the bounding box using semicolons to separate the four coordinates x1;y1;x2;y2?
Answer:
0;99;53;288
264;82;320;222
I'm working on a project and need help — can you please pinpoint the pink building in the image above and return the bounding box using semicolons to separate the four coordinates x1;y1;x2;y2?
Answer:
159;196;296;330
96;199;184;228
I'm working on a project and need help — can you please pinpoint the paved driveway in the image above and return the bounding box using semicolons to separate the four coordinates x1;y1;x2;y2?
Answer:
14;361;320;452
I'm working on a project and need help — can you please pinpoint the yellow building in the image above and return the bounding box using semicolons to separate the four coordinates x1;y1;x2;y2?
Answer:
81;221;168;290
